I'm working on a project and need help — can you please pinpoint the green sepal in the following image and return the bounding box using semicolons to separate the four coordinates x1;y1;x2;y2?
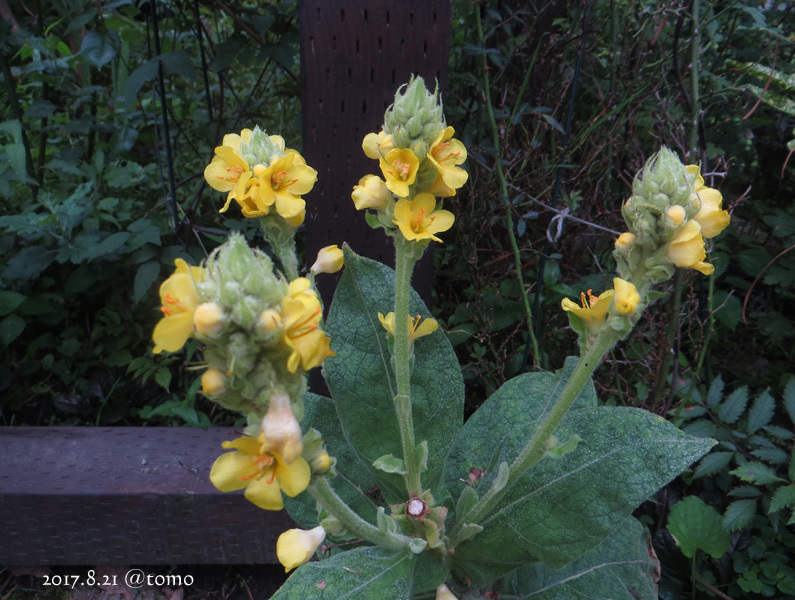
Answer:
455;485;479;524
455;523;484;544
377;506;399;534
374;454;408;475
544;434;582;459
408;538;428;554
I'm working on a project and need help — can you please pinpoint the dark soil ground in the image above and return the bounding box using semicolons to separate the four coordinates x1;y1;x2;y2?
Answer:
0;565;289;600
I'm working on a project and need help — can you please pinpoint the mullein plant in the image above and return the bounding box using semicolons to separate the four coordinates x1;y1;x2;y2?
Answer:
150;78;731;599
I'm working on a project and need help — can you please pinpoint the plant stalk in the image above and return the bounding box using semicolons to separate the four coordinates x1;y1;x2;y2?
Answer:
307;477;415;552
393;239;422;496
451;326;620;543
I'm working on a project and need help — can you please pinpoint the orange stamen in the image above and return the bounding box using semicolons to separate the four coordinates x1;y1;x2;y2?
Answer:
413;209;426;232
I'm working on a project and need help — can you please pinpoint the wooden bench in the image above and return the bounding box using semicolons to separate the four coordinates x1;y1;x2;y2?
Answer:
0;0;451;565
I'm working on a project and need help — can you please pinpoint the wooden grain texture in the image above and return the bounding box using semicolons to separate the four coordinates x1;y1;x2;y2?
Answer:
300;0;453;308
0;427;292;564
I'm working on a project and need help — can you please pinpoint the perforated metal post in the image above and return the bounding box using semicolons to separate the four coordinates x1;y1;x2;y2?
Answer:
300;1;453;306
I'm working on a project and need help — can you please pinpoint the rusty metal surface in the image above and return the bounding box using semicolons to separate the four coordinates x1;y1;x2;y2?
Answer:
0;427;294;564
300;0;453;307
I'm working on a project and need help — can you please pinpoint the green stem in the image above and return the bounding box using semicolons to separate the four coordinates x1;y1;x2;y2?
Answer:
450;326;620;543
652;270;683;412
393;239;422;496
307;477;415;552
260;218;300;281
475;7;540;369
689;0;701;157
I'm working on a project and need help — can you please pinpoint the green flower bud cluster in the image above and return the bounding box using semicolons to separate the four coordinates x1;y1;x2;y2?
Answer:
194;233;305;422
384;76;445;159
615;147;699;286
239;125;285;167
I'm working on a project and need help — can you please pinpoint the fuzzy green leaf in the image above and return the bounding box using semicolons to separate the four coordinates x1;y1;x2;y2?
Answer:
323;247;464;502
667;496;730;558
719;386;748;424
283;393;382;530
747;389;775;433
498;516;658;600
769;485;795;514
271;546;414;600
723;499;757;532
731;461;784;485
443;361;713;581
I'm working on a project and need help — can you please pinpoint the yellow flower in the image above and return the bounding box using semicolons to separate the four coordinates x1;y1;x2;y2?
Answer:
666;205;687;227
561;288;614;332
378;311;438;341
209;430;311;511
667;220;714;275
380;148;420;197
426;126;468;196
352;174;393;211
612;278;641;315
687;166;730;238
152;259;204;354
223;152;317;223
310;245;344;275
393;193;455;243
276;526;326;572
280;278;335;373
203;130;252;198
362;130;394;160
261;393;303;465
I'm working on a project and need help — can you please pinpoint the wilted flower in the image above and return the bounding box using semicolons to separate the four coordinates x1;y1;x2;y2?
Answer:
276;526;326;572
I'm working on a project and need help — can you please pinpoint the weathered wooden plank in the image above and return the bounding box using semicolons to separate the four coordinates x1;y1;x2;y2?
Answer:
0;427;293;565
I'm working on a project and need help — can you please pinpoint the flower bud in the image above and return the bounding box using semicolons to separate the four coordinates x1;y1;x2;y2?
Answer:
384;76;445;159
261;393;303;464
352;175;393;211
310;245;344;275
612;278;641;315
666;205;687;227
276;526;326;573
238;125;285;166
436;583;458;600
310;451;332;473
193;302;225;336
201;368;227;396
259;308;282;333
614;232;636;253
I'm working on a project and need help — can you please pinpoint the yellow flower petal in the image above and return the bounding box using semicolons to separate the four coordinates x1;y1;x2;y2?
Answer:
380;149;420;197
209;451;258;493
274;456;311;497
277;526;326;573
393;193;455;243
612;278;641;315
428;126;468;191
244;476;285;510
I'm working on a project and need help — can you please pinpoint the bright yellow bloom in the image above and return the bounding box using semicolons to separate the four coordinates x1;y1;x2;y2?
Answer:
310;245;344;275
561;288;614;331
612;278;641;315
378;311;438;342
380;148;420;197
201;368;227;396
152;259;204;354
352;174;393;210
426;126;468;196
209;430;311;511
667;220;714;275
204;130;252;197
687;166;730;238
261;393;303;465
280;278;335;373
222;151;317;223
393;193;455;243
276;526;326;572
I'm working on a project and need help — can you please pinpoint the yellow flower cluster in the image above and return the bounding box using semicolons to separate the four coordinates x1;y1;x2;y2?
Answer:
204;128;317;226
352;77;468;244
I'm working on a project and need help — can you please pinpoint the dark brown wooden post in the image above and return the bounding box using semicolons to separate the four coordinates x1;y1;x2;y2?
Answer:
299;1;453;306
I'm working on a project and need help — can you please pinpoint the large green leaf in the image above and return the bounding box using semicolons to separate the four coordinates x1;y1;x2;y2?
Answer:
323;247;464;502
498;516;658;599
667;496;730;558
284;393;383;530
271;546;414;600
444;363;713;582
